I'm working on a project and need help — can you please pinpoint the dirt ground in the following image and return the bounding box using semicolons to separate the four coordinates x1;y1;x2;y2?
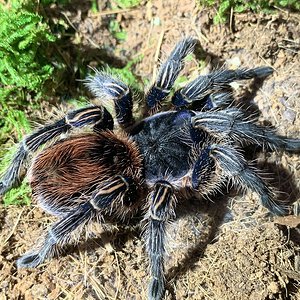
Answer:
1;1;300;299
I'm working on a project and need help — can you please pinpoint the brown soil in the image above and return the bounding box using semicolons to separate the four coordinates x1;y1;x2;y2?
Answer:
1;1;300;300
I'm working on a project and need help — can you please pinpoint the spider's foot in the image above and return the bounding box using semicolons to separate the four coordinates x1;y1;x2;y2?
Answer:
148;278;165;300
283;138;300;152
17;252;43;268
262;195;290;216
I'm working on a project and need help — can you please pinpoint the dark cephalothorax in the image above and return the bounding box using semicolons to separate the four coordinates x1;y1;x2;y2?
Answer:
1;37;300;300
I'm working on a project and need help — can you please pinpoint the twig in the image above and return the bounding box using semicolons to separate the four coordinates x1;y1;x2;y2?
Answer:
94;8;139;16
61;12;100;49
152;30;165;82
3;208;24;245
192;24;209;44
229;7;233;33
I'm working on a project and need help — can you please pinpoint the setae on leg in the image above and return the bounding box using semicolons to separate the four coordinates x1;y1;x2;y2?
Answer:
84;71;134;127
146;37;197;112
172;67;273;109
17;175;138;268
209;144;287;215
192;108;300;152
0;105;113;195
144;180;176;300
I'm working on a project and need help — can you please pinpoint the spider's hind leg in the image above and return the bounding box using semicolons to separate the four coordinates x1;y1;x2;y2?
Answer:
192;108;300;152
211;145;287;215
0;106;113;195
145;180;176;300
17;175;139;268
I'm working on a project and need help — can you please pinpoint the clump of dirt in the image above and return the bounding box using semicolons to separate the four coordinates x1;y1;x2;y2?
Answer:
1;1;300;299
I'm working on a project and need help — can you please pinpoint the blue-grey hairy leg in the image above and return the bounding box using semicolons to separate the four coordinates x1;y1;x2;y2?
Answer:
192;108;300;151
84;71;134;126
146;37;197;111
0;106;112;195
17;202;94;268
191;146;215;190
209;145;287;215
145;180;175;300
172;66;273;108
17;175;136;268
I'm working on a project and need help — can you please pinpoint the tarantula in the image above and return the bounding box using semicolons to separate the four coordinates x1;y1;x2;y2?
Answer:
1;37;300;300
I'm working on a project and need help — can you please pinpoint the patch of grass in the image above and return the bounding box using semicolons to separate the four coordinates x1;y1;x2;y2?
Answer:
200;0;300;23
2;181;31;206
0;144;31;206
108;55;143;91
113;0;141;9
0;0;58;204
109;19;127;41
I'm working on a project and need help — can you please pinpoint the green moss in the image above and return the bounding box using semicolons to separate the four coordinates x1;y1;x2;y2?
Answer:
0;3;55;92
114;0;141;9
109;55;143;91
199;0;300;23
0;0;57;204
109;19;127;41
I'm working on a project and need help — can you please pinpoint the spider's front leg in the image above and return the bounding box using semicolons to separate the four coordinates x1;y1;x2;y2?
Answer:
84;71;134;127
172;66;273;109
144;180;176;300
146;37;197;113
17;175;138;268
0;106;113;195
192;108;300;151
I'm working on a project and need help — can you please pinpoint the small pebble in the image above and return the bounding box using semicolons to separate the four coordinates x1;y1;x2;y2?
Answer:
283;109;296;123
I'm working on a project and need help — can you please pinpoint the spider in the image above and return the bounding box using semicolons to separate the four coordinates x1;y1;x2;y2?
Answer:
1;37;300;300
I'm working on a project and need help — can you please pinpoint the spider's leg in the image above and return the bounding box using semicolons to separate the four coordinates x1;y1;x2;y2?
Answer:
85;71;134;127
206;144;287;215
0;106;113;195
191;147;217;195
202;91;234;110
17;175;138;268
17;201;94;268
172;66;273;109
191;108;300;151
146;37;197;113
145;180;176;300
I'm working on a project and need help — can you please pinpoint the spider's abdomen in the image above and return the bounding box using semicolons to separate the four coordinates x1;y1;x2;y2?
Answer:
131;111;195;181
29;131;143;215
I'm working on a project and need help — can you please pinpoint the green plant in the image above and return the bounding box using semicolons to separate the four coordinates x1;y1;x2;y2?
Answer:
0;0;57;204
0;139;32;205
200;0;300;23
0;3;56;92
109;55;143;91
109;19;127;41
114;0;141;9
